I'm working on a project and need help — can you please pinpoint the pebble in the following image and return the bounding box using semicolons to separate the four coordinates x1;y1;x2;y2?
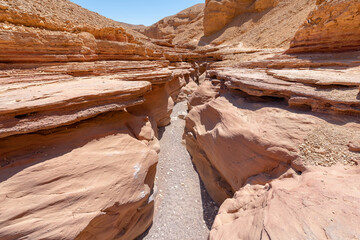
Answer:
138;102;216;240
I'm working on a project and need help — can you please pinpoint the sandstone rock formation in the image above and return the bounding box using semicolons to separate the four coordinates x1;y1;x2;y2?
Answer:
0;0;201;239
182;0;360;239
186;57;360;239
210;166;360;239
0;112;158;239
185;90;360;203
138;4;205;48
2;0;360;239
288;0;360;53
204;0;277;36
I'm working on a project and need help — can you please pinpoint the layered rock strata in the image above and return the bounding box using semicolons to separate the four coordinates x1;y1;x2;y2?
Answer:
185;53;360;237
0;23;162;63
203;0;278;36
289;0;360;53
2;0;360;239
138;4;205;47
0;58;198;239
208;65;360;115
184;0;360;238
0;0;201;239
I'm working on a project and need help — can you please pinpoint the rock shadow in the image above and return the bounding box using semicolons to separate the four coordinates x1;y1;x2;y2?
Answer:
198;9;271;47
285;50;360;70
190;159;219;230
157;126;166;140
222;89;360;127
136;223;152;240
0;111;139;183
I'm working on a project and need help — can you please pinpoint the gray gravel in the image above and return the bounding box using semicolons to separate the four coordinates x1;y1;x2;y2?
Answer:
138;101;218;240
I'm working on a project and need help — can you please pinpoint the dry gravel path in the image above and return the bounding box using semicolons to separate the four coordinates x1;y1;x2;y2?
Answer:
138;101;218;240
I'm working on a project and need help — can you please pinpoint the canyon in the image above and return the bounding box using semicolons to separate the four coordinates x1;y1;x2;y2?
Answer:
0;0;359;239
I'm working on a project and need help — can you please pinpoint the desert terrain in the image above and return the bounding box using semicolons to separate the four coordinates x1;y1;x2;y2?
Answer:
0;0;359;239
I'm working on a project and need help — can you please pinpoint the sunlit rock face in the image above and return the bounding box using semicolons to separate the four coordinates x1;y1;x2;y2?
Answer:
185;0;360;238
288;0;360;53
210;166;360;240
203;0;277;36
1;0;360;239
0;0;201;239
0;111;159;240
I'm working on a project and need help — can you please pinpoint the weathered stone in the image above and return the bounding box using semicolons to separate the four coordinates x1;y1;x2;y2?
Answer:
209;67;360;115
288;0;360;53
349;139;360;152
203;0;278;36
210;166;360;240
0;112;158;239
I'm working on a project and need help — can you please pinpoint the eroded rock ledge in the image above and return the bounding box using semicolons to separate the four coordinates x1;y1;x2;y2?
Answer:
0;1;203;239
185;51;360;238
0;59;200;238
2;0;360;239
288;0;360;53
184;0;360;238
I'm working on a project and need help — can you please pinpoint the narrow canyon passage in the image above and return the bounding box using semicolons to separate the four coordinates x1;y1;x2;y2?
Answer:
139;102;218;240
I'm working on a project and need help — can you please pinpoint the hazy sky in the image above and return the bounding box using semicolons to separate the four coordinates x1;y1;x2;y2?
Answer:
69;0;205;26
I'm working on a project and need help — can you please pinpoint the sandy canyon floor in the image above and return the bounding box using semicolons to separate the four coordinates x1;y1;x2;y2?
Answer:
138;102;218;240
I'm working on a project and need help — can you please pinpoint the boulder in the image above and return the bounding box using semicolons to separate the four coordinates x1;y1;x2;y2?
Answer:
0;111;158;239
210;166;360;240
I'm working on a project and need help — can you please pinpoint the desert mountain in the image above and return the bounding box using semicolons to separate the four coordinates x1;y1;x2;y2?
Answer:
138;3;205;47
137;0;318;49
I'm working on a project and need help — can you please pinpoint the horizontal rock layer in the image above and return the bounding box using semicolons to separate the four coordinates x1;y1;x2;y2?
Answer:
288;0;360;53
186;39;360;239
209;67;360;115
0;1;203;238
0;111;158;240
0;23;163;63
0;59;199;137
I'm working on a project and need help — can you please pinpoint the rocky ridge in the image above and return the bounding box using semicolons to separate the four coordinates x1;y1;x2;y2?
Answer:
138;4;205;48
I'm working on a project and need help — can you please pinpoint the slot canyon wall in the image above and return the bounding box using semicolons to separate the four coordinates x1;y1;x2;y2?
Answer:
182;0;360;239
0;0;203;239
1;0;360;239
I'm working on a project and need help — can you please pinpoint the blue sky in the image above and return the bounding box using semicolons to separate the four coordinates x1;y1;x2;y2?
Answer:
70;0;205;26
